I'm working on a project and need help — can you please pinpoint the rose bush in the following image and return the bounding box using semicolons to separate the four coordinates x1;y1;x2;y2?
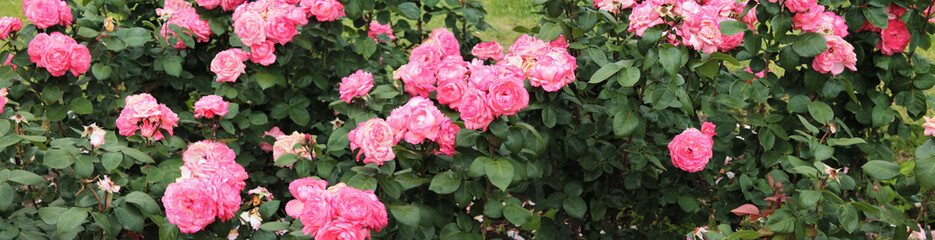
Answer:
1;0;935;239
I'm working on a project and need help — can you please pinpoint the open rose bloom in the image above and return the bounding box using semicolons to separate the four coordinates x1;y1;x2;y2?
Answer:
339;70;374;103
158;0;212;49
22;0;72;29
115;93;179;141
165;140;248;233
273;131;316;167
0;17;23;40
27;32;90;77
286;178;387;238
193;95;230;119
211;49;249;82
668;122;717;172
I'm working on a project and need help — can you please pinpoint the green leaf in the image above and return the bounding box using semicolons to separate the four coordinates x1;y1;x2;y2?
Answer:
562;196;587;219
259;222;289;231
708;52;743;66
806;101;833;124
830;138;866;146
469;157;492;178
8;170;44;186
916;157;935;190
91;212;118;237
77;27;100;39
121;147;154;163
115;206;144;233
537;22;562;41
326;128;350;154
126;191;161;215
718;20;748;36
589;62;622;83
355;37;377;58
92;63;112;80
766;208;795;233
678;196;700;213
503;204;533;226
55;208;88;236
541;107;557;128
102;152;123;172
617;67;641;87
728;230;762;240
255;71;285;90
259;200;280;219
43;149;75;169
163;56;182;77
862;160;900;180
289;108;310;126
398;2;420;19
429;171;461;194
0;183;13;210
389;204;421;227
613;112;641;138
839;204;859;233
115;27;152;47
485;159;515;191
862;7;888;29
658;47;681;76
797;190;821;207
274;153;298;167
792;33;828;57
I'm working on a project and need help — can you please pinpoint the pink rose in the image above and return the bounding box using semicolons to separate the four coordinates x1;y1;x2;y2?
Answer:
259;126;286;152
925;116;935;137
314;220;370;240
409;44;443;67
394;62;436;97
233;11;267;46
812;35;857;75
273;131;315;167
68;44;90;76
427;28;460;57
220;0;246;11
668;122;717;173
784;0;817;13
436;78;469;109
3;54;15;71
0;17;22;39
339;70;374;103
528;51;577;92
196;0;220;9
286;178;332;235
57;1;72;26
115;93;178;141
163;177;219;233
681;9;725;55
330;187;387;232
265;13;299;45
594;0;637;13
397;97;446;144
193;95;230;119
157;0;191;17
458;88;495;130
743;67;766;83
628;3;664;37
792;7;849;38
182;140;237;165
288;177;328;202
472;42;504;61
435;55;468;82
737;0;758;29
210;49;249;83
486;77;529;116
40;42;71;77
348;118;398;165
368;21;395;42
27;33;50;63
23;0;70;29
249;40;277;66
876;19;910;55
433;119;459;156
467;61;498;91
507;34;548;58
210;170;247;222
302;0;345;22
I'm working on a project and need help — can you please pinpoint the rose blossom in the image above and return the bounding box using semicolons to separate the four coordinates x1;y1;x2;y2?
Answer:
681;8;726;54
83;123;106;147
211;49;249;83
0;88;7;114
160;6;212;49
458;88;495;130
28;32;88;77
348;118;398;165
249;40;277;66
97;175;120;193
784;0;817;13
628;3;665;36
40;42;71;77
668;122;717;172
812;35;857;75
436;78;469;109
528;51;577;92
115;93;179;141
265;13;300;45
195;0;220;9
285;178;332;235
273;131;315;166
193;95;230;119
259;126;286;152
594;0;637;13
331;187;388;232
924;116;935;137
792;7;848;38
233;11;267;47
314;220;370;240
876;19;910;55
472;42;505;61
426;28;460;57
301;0;345;22
339;70;374;103
394;62;436;97
487;77;529;116
69;44;90;76
0;17;22;39
22;0;72;29
163;177;219;233
368;21;395;42
468;61;499;91
434;119;459;156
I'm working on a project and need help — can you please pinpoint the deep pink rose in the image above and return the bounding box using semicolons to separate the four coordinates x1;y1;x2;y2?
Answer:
220;0;245;11
0;88;8;114
394;62;436;97
163;177;219;233
302;0;345;22
433;119;459;156
27;33;50;63
249;40;277;66
195;0;220;9
487;77;529;116
458;88;495;130
115;93;178;141
288;177;329;202
210;49;249;83
427;28;460;57
331;187;387;232
0;17;22;39
877;19;910;55
368;20;395;42
784;0;817;13
68;44;90;76
436;78;469;109
668;122;717;172
40;42;71;77
812;35;857;75
472;42;504;61
628;3;664;36
23;0;70;29
339;70;374;103
314;220;370;240
266;13;299;45
233;11;267;46
400;97;446;144
194;95;230;119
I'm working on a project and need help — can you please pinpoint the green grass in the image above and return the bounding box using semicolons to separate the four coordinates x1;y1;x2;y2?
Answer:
0;0;22;19
474;0;539;45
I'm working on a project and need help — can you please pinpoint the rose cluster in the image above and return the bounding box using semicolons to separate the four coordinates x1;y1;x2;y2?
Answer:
27;32;90;77
0;17;22;40
196;0;246;11
782;0;858;76
301;0;346;22
859;4;911;56
668;122;717;172
273;131;316;167
232;0;308;65
622;0;756;54
22;0;72;29
193;95;230;119
285;178;388;239
367;20;395;42
157;0;212;49
339;70;374;103
115;93;180;141
163;140;248;233
210;48;249;82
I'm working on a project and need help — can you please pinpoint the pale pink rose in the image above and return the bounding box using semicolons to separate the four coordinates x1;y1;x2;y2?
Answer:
163;177;219;233
784;0;817;13
458;88;495;130
156;0;190;17
876;19;910;55
394;62;436;97
273;131;315;167
399;97;446;144
594;0;637;13
487;77;529;116
266;13;299;45
210;170;247;222
233;11;267;46
68;44;90;76
792;7;848;38
507;34;548;58
348;118;398;165
314;220;370;240
528;51;577;92
331;187;388;232
339;70;374;103
220;0;246;11
472;42;504;61
924;116;935;137
368;21;395;42
705;0;738;16
435;55;468;82
0;17;22;40
427;28;460;57
182;140;237;164
302;0;345;22
436;78;469;109
211;49;249;83
97;175;120;193
194;95;230;119
668;122;717;172
433;119;459;156
249;41;277;66
628;3;665;37
196;0;220;9
681;9;725;55
812;35;857;76
23;0;70;29
467;61;499;91
260;126;286;152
